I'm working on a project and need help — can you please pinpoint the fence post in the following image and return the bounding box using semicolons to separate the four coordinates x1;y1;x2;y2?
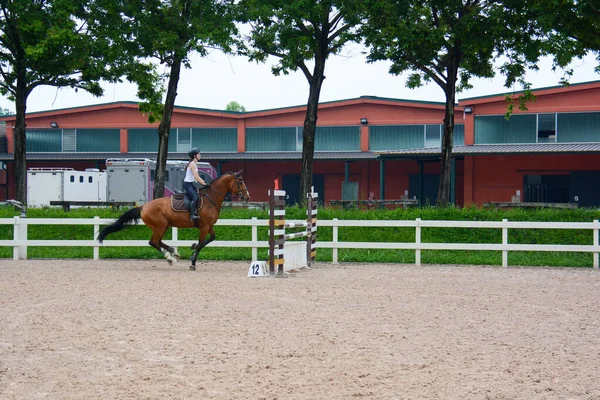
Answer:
332;218;339;264
415;218;421;266
594;220;599;269
251;217;258;261
13;216;27;260
93;216;100;260
172;226;178;255
502;218;508;268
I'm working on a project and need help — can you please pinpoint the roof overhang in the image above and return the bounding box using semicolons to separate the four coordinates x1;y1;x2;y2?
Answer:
377;143;600;159
0;151;379;162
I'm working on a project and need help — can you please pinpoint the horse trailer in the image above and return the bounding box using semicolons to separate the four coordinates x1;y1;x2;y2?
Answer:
105;158;217;204
26;159;218;208
27;168;107;208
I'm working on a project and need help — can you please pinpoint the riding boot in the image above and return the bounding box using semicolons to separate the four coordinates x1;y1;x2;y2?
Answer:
190;199;200;221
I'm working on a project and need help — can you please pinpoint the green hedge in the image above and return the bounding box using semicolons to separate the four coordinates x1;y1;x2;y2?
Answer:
1;204;599;267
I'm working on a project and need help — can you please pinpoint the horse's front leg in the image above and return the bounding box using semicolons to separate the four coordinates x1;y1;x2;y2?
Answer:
190;226;215;271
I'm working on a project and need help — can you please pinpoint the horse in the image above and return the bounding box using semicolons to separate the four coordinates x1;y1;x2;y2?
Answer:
98;171;250;270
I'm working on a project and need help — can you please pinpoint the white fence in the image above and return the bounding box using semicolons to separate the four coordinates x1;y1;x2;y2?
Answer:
1;217;599;268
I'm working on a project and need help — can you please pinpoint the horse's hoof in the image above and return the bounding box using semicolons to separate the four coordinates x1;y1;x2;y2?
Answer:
173;254;181;261
190;265;196;271
167;259;173;265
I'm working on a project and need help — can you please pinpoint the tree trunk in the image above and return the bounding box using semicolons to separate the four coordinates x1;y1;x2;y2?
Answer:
13;67;28;207
153;56;182;199
437;65;458;207
300;60;326;205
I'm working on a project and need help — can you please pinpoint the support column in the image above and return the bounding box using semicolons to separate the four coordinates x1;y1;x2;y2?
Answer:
344;162;350;182
237;119;246;153
464;108;475;145
120;128;128;153
419;161;424;206
360;124;369;152
450;157;456;204
463;156;475;206
379;159;385;200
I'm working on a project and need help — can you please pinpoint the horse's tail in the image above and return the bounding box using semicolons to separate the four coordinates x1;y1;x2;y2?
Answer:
97;206;143;243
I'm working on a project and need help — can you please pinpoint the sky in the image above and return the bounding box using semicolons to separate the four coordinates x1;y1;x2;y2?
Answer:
1;45;598;114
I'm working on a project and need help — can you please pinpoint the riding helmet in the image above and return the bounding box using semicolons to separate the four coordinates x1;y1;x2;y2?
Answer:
188;148;199;159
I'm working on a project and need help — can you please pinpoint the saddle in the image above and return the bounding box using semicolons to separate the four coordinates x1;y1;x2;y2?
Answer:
170;193;204;213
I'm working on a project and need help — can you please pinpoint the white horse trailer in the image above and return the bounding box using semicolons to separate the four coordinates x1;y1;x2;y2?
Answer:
27;168;108;208
63;169;107;202
27;168;71;207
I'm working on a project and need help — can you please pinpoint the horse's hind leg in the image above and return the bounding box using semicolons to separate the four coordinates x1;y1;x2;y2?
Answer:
159;235;180;262
149;224;176;265
190;225;214;271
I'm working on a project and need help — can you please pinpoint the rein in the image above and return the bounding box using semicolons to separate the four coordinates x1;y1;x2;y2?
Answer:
198;173;243;212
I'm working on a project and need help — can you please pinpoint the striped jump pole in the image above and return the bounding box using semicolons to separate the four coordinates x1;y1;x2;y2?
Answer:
268;187;318;276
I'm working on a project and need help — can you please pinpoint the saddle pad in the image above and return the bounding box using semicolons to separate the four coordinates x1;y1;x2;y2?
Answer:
171;195;203;213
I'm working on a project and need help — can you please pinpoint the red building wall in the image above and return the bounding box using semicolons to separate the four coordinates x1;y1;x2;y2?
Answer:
466;154;599;204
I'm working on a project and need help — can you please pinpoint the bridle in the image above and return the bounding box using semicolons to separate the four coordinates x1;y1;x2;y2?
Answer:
198;173;249;211
234;177;250;202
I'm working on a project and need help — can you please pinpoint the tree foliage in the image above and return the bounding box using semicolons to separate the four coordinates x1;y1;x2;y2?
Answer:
239;0;362;202
361;0;545;206
0;0;137;206
532;0;600;76
122;0;238;199
225;100;246;112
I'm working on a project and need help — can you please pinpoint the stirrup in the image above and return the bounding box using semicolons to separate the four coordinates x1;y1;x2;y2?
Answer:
190;213;200;221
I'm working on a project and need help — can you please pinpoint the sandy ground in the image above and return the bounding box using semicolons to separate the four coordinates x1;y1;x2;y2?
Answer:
1;260;600;400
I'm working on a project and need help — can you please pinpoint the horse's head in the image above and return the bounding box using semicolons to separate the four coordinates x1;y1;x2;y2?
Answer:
228;170;250;202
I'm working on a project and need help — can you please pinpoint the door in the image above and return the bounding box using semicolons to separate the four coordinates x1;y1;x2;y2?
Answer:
282;174;325;205
570;171;600;207
409;174;440;206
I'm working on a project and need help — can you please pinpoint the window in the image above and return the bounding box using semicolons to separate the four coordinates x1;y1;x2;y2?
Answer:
475;115;537;144
425;125;441;148
26;129;62;152
369;125;425;150
191;128;237;152
537;114;556;143
246;127;298;152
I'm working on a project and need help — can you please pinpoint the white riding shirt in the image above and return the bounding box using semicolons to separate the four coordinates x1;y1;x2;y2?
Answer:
184;162;196;182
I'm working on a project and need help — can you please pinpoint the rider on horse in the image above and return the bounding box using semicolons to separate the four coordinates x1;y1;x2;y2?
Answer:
184;148;209;221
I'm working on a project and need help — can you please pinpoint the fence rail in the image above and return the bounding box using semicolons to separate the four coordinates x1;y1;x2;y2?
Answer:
1;217;598;268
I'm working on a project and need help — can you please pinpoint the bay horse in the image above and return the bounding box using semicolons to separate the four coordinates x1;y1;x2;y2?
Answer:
98;171;250;270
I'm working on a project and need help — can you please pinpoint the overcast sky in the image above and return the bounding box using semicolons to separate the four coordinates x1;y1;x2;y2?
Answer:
1;45;598;114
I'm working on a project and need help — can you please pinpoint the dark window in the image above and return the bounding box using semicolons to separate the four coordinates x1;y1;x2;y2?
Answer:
524;175;570;203
537;114;556;143
88;177;93;183
70;175;75;182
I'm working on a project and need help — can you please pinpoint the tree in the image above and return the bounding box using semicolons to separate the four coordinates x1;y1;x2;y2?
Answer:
240;0;362;201
225;100;246;112
362;0;544;206
0;106;12;116
532;0;600;76
0;0;135;206
123;0;238;199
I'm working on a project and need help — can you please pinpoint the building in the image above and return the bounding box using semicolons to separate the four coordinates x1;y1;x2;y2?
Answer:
1;80;599;206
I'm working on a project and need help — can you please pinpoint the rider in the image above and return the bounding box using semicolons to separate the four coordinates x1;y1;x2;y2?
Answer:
184;148;208;221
